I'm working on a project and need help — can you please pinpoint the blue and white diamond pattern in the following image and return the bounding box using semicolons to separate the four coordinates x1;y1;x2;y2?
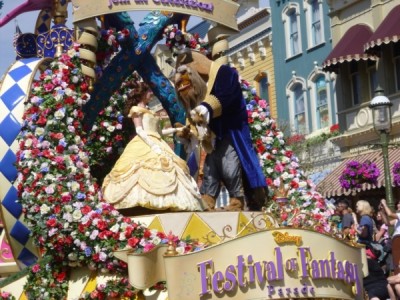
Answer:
0;58;49;269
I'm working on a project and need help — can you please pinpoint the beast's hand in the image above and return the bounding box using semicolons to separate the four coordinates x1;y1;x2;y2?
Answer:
174;122;191;139
190;105;210;125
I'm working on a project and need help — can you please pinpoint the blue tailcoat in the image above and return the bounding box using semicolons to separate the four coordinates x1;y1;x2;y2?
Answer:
202;64;266;189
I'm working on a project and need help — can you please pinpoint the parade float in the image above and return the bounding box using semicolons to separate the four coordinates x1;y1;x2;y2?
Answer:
0;0;367;299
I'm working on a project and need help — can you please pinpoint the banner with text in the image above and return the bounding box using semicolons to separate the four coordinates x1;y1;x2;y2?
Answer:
163;228;367;300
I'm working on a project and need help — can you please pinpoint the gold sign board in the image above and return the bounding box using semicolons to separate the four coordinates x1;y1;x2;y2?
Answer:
122;228;368;300
70;0;239;31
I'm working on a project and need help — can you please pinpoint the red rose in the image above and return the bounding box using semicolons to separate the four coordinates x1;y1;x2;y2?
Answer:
97;220;108;231
81;205;92;215
36;116;47;125
46;219;57;227
90;290;99;299
290;181;299;189
143;230;151;239
109;291;119;298
53;205;61;214
61;193;72;203
127;237;139;248
55;271;66;282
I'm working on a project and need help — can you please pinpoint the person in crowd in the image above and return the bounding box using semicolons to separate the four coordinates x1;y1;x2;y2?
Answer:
102;73;206;214
380;199;400;276
375;209;390;243
336;198;354;238
380;199;400;236
353;200;374;245
363;247;391;300
387;272;400;299
374;208;392;274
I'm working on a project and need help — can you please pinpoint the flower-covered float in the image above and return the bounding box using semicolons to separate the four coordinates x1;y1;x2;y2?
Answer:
0;1;367;299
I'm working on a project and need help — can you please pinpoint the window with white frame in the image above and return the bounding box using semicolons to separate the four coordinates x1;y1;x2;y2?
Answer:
259;75;269;101
394;43;400;91
305;0;324;47
283;4;302;58
367;60;378;97
350;61;361;105
293;84;306;133
315;76;328;129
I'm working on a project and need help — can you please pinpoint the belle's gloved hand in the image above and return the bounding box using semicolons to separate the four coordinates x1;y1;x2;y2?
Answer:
190;105;210;124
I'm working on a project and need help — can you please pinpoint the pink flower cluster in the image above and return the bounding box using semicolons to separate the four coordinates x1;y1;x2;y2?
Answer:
339;160;380;189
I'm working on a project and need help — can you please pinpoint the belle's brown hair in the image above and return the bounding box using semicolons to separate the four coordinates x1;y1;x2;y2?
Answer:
123;72;151;116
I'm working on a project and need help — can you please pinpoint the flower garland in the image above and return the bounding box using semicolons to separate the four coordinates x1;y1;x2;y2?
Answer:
241;79;335;232
339;160;380;190
163;25;210;56
95;28;131;77
393;162;400;187
15;45;206;298
85;74;138;180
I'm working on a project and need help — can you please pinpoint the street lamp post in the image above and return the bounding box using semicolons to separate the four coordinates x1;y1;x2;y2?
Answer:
369;86;395;212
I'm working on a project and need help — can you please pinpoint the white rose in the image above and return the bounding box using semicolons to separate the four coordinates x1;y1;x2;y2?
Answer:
72;210;83;221
107;125;115;132
35;127;45;136
24;150;32;159
152;237;161;245
40;204;50;214
25;139;33;147
70;181;80;192
176;246;185;255
265;137;274;144
299;181;307;188
65;88;73;96
119;233;126;241
281;172;289;180
54;109;65;120
110;224;120;233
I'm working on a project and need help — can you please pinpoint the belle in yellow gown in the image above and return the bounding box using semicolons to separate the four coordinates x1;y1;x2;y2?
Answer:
102;105;205;211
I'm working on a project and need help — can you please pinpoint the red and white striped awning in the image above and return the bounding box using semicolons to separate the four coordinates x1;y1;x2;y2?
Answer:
316;148;400;198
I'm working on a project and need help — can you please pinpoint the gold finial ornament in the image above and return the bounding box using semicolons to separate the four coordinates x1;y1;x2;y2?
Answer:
164;240;178;256
274;178;289;204
179;16;190;34
52;0;68;25
55;43;64;58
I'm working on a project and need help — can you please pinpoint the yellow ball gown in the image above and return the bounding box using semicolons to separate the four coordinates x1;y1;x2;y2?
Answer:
102;106;205;211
